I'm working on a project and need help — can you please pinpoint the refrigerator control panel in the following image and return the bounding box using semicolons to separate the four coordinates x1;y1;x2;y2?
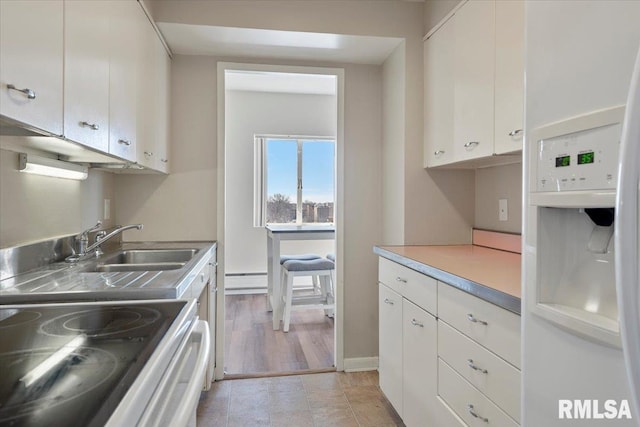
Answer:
536;122;621;192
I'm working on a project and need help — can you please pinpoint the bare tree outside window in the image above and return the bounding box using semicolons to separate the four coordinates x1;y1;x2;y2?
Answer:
267;193;296;223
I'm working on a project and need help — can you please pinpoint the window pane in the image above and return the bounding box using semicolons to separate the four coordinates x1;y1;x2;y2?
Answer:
266;139;297;224
302;140;335;223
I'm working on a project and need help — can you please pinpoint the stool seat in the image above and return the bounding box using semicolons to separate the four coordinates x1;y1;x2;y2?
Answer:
326;253;335;262
279;254;322;264
283;258;335;271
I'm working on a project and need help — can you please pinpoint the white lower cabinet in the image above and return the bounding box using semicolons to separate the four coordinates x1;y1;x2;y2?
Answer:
378;283;403;416
378;256;521;426
402;299;438;427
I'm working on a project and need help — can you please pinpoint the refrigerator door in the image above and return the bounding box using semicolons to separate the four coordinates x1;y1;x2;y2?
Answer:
615;45;640;422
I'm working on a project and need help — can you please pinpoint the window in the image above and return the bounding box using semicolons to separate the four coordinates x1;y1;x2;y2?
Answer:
254;136;335;226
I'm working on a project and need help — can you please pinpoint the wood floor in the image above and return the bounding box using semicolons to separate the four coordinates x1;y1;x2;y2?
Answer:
224;294;334;375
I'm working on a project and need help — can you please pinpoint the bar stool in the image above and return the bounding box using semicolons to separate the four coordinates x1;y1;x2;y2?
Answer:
280;258;335;332
279;254;322;293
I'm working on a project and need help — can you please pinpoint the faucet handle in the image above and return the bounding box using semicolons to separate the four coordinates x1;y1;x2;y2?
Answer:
80;221;102;239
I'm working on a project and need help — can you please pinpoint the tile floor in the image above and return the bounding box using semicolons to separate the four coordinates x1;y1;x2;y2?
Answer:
196;371;405;427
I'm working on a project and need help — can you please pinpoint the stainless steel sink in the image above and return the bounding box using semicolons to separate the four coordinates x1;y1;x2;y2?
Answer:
104;249;198;264
95;262;187;272
84;249;199;272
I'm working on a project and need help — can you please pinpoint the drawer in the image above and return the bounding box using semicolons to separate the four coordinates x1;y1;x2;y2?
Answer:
189;255;213;299
379;257;437;315
437;396;468;427
438;283;520;368
439;359;519;427
438;321;521;423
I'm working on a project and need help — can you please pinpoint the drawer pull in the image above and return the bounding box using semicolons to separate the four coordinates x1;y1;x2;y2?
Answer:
467;404;489;422
395;277;407;283
467;313;488;325
508;129;523;137
383;298;395;305
464;141;480;149
7;84;36;99
411;319;424;328
80;121;99;130
118;139;131;146
467;359;488;374
434;150;445;156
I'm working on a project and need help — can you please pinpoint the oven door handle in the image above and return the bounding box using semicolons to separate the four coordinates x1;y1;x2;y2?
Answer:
168;319;211;427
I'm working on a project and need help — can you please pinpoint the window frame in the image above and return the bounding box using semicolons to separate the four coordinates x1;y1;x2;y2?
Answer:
254;135;335;226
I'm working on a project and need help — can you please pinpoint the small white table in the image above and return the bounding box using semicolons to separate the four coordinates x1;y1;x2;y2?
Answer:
266;224;335;330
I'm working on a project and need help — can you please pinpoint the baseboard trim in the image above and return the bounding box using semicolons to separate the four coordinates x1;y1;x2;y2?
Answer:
343;357;379;372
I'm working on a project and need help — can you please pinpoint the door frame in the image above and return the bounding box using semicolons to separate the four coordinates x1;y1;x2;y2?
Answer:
215;62;345;379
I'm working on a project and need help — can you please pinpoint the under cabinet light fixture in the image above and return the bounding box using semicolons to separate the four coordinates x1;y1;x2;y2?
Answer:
18;153;88;180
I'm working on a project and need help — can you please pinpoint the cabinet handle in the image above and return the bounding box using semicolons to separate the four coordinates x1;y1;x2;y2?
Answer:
464;141;480;149
161;158;168;163
200;273;205;283
508;129;523;137
118;139;131;146
467;313;488;325
396;277;407;283
80;121;99;130
467;404;489;423
467;359;488;374
411;318;424;327
7;84;36;99
383;298;395;305
434;150;445;156
144;151;154;157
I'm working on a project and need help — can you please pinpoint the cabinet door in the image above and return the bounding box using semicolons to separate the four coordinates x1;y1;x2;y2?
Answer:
136;9;157;169
423;16;455;168
154;35;171;173
402;299;438;427
0;0;63;136
108;0;138;162
453;0;495;161
64;0;110;152
494;0;524;155
379;283;403;417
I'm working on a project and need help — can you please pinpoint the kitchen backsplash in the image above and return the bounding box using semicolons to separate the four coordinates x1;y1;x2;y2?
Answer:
475;162;523;234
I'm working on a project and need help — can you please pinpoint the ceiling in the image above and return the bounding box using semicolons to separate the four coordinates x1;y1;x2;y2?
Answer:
158;23;404;65
225;71;337;95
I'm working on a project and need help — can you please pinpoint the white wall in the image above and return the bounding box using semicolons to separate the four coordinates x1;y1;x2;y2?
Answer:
225;90;337;274
115;56;218;242
0;148;115;247
475;163;522;234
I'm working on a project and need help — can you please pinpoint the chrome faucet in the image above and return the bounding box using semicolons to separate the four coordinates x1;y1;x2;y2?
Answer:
66;223;143;263
75;221;102;254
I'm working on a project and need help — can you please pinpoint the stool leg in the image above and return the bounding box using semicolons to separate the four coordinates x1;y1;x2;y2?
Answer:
283;271;295;332
312;275;320;294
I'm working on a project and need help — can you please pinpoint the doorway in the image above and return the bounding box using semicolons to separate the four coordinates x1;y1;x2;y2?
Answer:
216;63;345;379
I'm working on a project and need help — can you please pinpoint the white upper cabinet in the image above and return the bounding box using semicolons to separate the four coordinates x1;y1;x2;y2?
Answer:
494;0;524;155
64;0;110;152
0;0;63;136
423;16;455;168
453;0;495;162
136;11;157;170
108;0;138;162
154;35;171;173
423;0;523;168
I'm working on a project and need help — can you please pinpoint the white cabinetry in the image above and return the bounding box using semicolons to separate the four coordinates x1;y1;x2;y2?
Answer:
108;0;138;162
378;283;403;416
423;15;455;167
136;14;171;173
452;0;495;162
423;0;523;168
402;299;438;426
377;256;522;426
378;258;439;427
494;0;524;154
0;0;63;136
64;0;110;152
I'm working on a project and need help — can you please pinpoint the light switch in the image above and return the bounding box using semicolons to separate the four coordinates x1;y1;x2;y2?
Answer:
104;199;111;221
499;199;508;221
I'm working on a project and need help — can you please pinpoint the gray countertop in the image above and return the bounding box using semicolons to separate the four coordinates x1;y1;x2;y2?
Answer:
0;241;217;304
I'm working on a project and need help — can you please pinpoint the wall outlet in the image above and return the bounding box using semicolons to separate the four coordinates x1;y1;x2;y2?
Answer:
104;199;111;221
499;199;508;221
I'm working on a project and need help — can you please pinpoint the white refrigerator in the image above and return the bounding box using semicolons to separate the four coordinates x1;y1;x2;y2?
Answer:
523;1;640;426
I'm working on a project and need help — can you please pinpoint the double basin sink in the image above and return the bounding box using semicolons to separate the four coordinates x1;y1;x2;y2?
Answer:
83;248;199;273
